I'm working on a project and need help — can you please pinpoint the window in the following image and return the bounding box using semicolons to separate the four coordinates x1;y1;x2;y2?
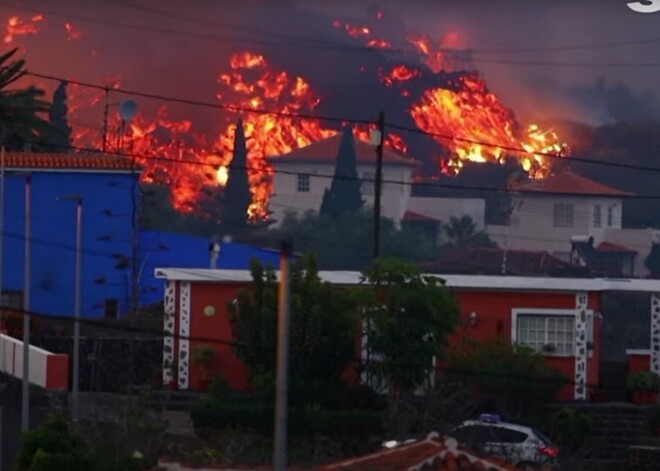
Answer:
1;291;23;309
104;298;119;319
593;204;601;228
296;174;310;193
361;172;375;195
607;206;615;227
553;203;574;227
517;315;575;356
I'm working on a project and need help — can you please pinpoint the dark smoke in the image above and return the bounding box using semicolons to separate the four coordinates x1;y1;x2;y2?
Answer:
568;78;660;125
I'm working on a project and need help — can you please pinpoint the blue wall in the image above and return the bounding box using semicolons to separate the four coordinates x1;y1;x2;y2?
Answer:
1;171;138;318
138;230;284;306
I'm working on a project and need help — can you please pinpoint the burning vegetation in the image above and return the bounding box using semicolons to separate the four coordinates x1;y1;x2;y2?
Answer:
3;6;568;219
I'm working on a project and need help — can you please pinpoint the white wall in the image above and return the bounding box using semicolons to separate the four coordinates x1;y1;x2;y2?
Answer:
487;194;651;276
406;197;486;230
268;162;412;227
0;333;50;388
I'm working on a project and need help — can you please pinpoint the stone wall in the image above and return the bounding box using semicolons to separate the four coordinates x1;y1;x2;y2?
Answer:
39;336;163;391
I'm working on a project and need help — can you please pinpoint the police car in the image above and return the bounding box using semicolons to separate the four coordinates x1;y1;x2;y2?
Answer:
445;414;560;470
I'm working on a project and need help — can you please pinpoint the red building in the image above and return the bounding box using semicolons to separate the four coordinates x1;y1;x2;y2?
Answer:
154;268;660;401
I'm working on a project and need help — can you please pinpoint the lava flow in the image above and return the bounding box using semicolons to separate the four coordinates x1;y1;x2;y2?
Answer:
4;5;569;220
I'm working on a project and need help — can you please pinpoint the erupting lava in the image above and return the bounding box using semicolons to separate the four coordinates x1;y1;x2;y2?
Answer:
5;6;568;220
409;74;566;178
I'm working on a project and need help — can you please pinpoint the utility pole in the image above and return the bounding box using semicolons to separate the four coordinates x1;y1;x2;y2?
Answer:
0;147;4;333
73;198;82;421
273;240;292;471
372;111;385;260
102;87;110;153
57;195;82;421
21;174;31;433
0;146;4;468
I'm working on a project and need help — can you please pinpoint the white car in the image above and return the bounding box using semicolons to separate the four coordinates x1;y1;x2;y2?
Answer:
446;414;560;470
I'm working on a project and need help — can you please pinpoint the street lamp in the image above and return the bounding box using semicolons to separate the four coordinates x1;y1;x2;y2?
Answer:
57;195;82;422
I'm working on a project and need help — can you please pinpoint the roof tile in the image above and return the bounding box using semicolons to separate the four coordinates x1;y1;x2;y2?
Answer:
2;152;140;172
267;134;417;166
510;170;631;196
596;241;637;254
315;434;518;471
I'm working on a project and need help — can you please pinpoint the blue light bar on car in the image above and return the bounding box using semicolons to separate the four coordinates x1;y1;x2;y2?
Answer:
479;414;500;423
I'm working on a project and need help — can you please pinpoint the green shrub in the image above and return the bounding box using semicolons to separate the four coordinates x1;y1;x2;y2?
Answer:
17;415;95;471
627;371;660;392
190;399;383;439
551;408;592;451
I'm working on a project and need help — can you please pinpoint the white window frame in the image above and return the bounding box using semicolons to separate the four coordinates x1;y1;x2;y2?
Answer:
553;203;574;228
593;204;601;228
511;308;592;358
607;205;615;227
296;174;310;193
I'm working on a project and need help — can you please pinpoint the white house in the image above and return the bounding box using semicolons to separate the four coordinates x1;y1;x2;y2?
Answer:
266;134;417;226
487;169;656;276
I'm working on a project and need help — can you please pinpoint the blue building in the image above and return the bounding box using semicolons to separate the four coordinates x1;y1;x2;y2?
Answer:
0;152;140;318
137;230;283;306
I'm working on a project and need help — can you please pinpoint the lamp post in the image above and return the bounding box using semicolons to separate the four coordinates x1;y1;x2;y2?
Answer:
57;195;82;422
21;173;31;433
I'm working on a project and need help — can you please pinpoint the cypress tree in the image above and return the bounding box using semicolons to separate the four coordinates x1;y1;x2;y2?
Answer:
320;126;363;218
48;80;72;152
222;120;251;233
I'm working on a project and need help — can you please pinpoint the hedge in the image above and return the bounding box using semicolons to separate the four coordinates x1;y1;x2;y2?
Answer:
191;399;383;438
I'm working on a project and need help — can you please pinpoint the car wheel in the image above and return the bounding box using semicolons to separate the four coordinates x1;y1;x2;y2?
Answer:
516;463;539;471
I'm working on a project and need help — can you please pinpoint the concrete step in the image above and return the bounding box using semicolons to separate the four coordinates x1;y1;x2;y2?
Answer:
162;410;196;439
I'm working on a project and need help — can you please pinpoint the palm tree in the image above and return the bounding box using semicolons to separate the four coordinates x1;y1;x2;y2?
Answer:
0;48;60;150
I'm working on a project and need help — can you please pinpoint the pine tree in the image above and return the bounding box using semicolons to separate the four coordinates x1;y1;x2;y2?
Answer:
47;80;72;152
222;120;251;233
319;126;363;218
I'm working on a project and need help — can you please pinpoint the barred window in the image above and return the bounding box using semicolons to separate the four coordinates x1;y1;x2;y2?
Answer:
1;291;23;309
553;203;574;227
517;315;575;356
297;174;310;193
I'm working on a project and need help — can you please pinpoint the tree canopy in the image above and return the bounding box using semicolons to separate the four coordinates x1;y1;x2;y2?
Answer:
47;80;72;152
0;48;60;150
357;258;460;432
228;255;358;403
272;209;438;271
222;120;252;233
319;126;363;218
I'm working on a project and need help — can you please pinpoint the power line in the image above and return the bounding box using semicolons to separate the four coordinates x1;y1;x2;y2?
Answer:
0;304;606;390
51;141;660;200
0;1;399;56
27;71;375;125
27;70;660;181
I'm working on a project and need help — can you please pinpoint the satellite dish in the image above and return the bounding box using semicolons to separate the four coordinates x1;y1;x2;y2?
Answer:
119;99;137;121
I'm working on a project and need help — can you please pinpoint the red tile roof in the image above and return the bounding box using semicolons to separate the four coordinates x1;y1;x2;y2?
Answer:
267;134;417;166
422;248;582;277
510;170;631;196
403;210;441;222
316;434;517;471
596;242;637;254
2;152;140;172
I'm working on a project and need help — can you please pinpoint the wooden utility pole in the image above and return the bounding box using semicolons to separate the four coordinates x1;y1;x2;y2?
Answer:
373;111;385;260
274;240;292;471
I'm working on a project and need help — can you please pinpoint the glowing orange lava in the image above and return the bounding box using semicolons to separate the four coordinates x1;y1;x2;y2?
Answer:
410;75;566;178
3;14;43;44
